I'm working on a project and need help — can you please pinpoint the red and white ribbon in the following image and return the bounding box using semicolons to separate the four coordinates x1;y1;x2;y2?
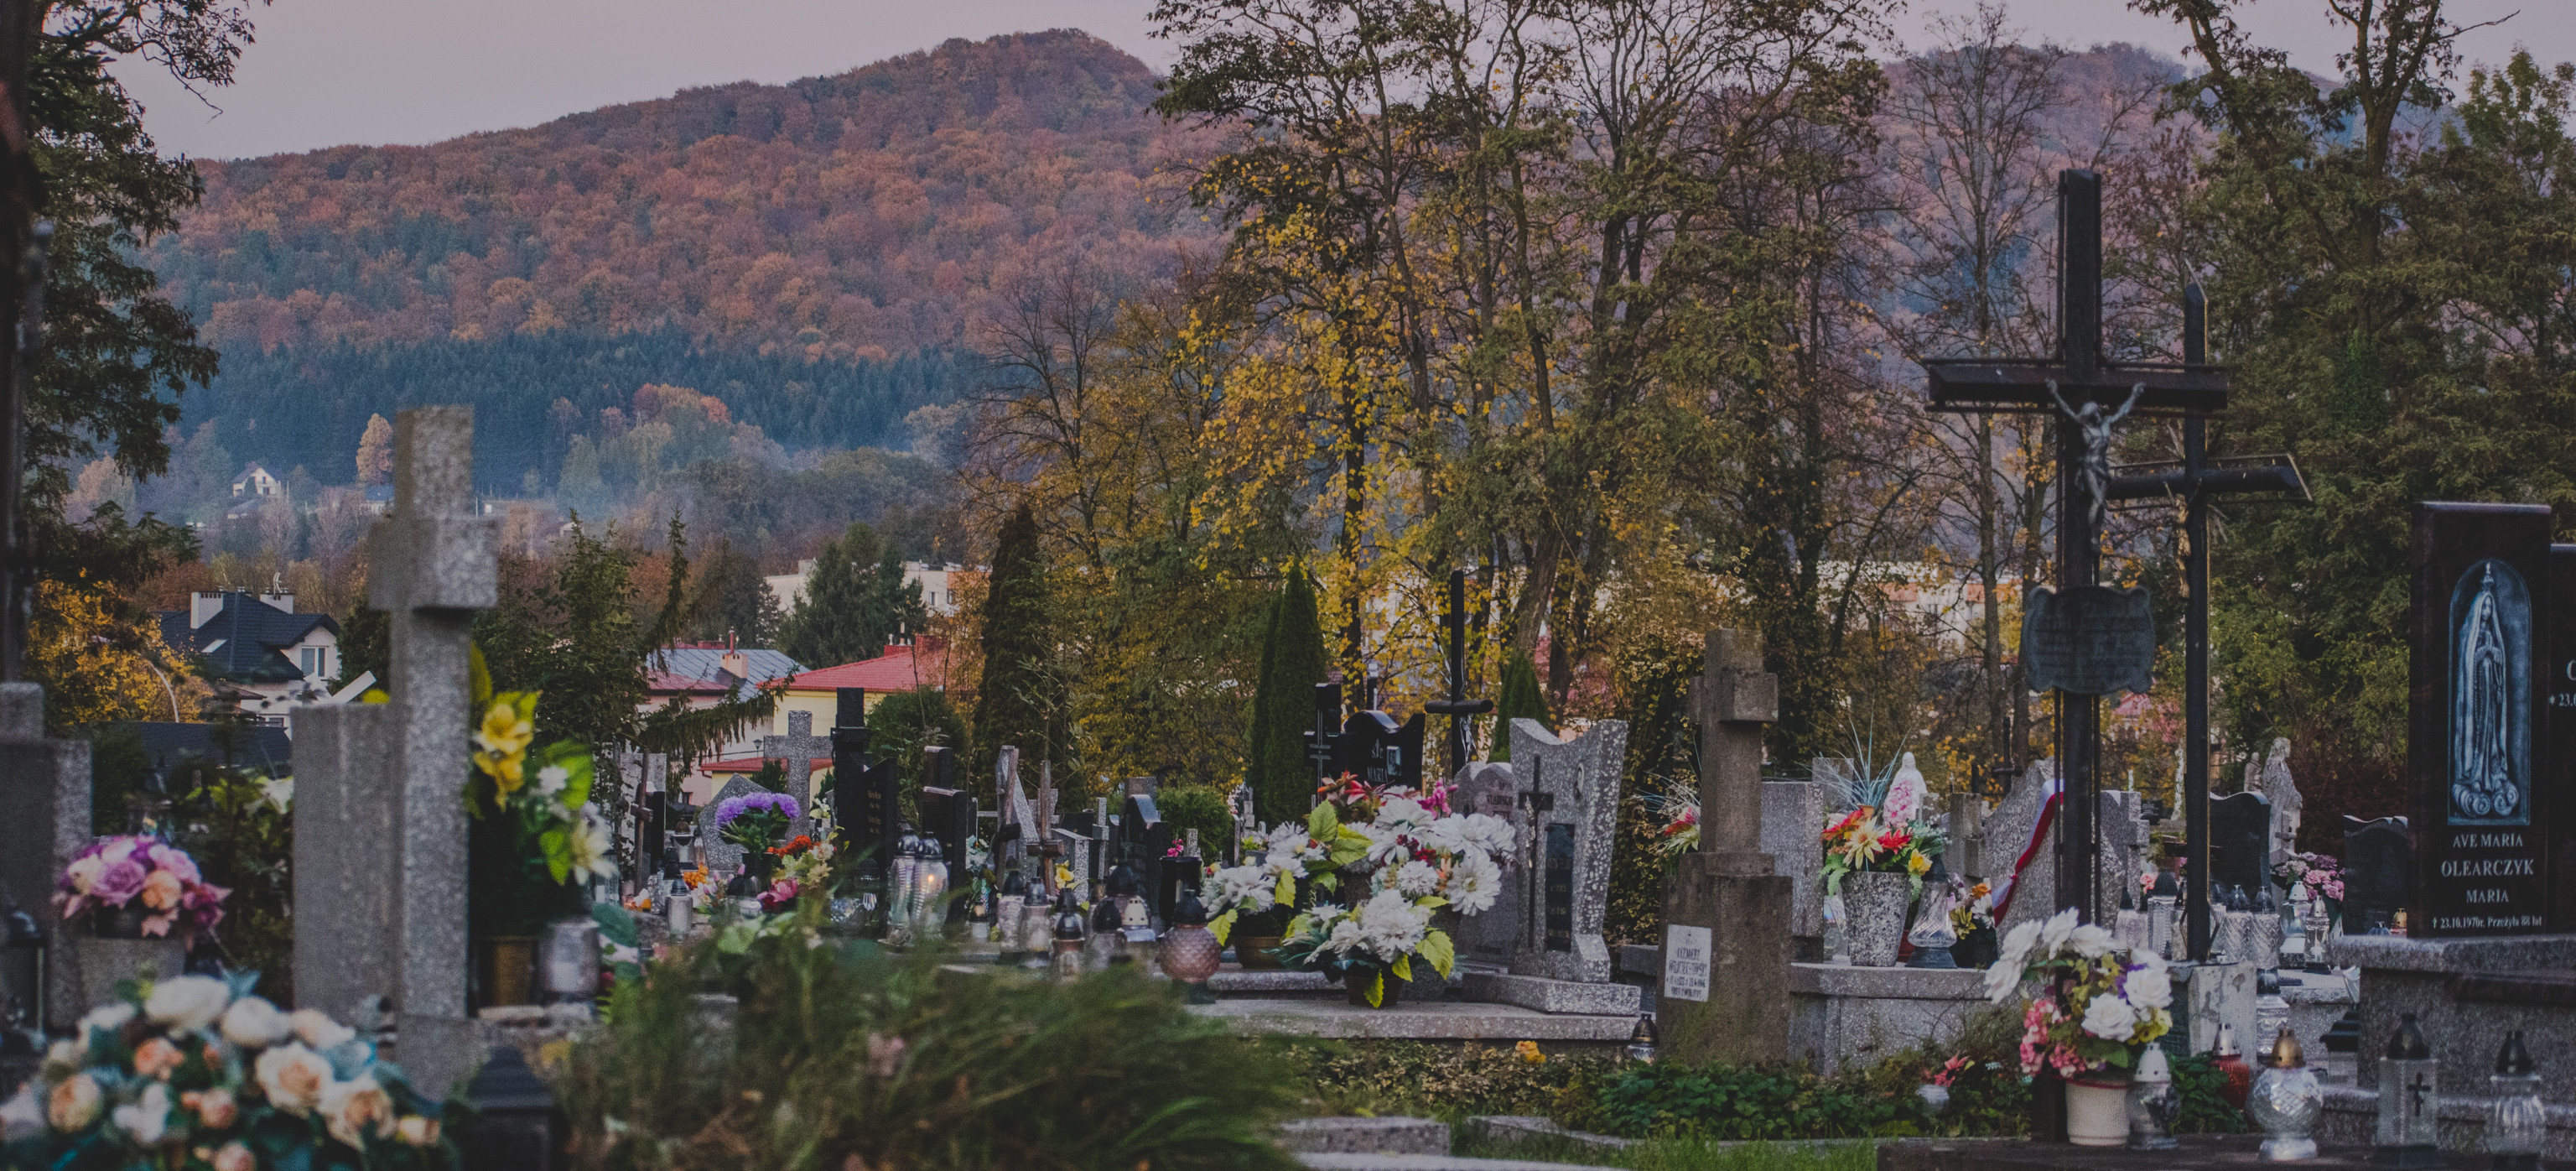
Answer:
1987;768;2064;920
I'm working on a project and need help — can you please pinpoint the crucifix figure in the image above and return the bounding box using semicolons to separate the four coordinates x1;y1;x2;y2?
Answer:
2103;285;2304;959
1518;757;1554;946
1921;170;2231;929
1421;567;1494;780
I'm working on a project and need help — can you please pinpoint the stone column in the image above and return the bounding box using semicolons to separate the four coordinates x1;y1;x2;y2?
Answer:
1659;628;1793;1064
0;682;93;1029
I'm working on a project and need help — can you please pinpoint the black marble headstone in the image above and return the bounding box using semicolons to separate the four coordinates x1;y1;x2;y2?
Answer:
1543;823;1576;952
917;787;974;881
2210;792;2272;910
637;791;666;883
2342;815;2412;934
1328;710;1428;792
1119;794;1171;919
2411;502;2552;935
828;687;901;883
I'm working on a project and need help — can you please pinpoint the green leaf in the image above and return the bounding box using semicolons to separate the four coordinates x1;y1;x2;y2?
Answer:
1364;970;1384;1008
1419;929;1455;979
1275;870;1300;907
591;902;641;948
540;825;571;883
1209;908;1237;946
1389;954;1412;983
1311;872;1337;893
1307;801;1337;840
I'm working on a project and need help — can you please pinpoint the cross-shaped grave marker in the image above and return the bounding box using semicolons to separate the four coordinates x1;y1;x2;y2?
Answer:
1920;170;2231;925
1420;568;1494;778
761;710;834;819
2104;286;2305;959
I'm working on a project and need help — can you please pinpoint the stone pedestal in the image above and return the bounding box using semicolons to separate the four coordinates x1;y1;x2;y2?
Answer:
1787;963;1993;1075
60;935;186;1019
1657;851;1791;1065
2329;934;2576;1106
1461;971;1640;1016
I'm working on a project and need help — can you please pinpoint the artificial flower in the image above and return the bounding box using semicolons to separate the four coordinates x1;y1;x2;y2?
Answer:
132;1037;186;1079
258;776;293;814
0;1085;40;1142
185;1087;239;1129
322;1075;396;1147
145;975;233;1030
210;1141;257;1171
80;1002;136;1037
254;1044;333;1116
288;1008;356;1050
219;996;293;1048
2080;992;2139;1041
2124;955;2174;1012
110;1082;172;1145
139;868;184;911
397;1115;441;1146
47;1074;101;1132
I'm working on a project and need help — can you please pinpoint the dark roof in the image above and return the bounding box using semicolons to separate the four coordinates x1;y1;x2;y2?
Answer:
158;592;340;684
101;721;292;775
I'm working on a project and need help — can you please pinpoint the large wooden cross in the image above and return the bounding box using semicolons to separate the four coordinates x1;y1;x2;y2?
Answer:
2105;285;2304;960
1920;171;2231;926
1421;567;1494;779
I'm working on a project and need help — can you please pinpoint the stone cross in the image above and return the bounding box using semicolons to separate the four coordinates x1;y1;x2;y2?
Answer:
294;406;496;1096
761;710;832;813
1504;718;1628;985
1690;628;1778;875
1759;779;1826;958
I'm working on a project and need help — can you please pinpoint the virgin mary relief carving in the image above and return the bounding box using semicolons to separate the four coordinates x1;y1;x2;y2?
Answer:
2450;559;2531;825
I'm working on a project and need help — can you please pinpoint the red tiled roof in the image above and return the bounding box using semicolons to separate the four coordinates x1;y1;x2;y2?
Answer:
783;639;946;694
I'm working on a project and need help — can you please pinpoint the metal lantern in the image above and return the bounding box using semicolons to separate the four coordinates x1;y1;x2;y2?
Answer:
1;899;42;1052
1158;892;1222;1004
2376;1013;2442;1167
2125;1044;2180;1150
462;1043;565;1171
1050;890;1087;981
1087;896;1124;969
2487;1031;2543;1171
2247;1027;2323;1162
1623;1015;1659;1065
2254;968;2290;1058
2147;869;2182;960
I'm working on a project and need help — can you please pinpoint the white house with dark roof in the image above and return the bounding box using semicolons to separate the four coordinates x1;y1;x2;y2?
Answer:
157;590;344;728
230;463;282;499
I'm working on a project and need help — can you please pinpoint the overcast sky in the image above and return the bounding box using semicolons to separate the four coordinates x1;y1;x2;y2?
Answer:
109;0;2576;161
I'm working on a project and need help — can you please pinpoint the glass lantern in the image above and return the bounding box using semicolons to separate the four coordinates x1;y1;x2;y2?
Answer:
538;918;600;1007
2248;1027;2324;1162
2487;1031;2542;1171
1050;890;1088;981
1623;1015;1659;1065
2255;968;2291;1057
1158;892;1222;1004
1906;860;1959;969
2375;1012;2443;1167
2126;1043;2180;1150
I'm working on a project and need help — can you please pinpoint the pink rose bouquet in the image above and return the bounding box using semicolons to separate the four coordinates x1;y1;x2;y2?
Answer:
55;836;230;946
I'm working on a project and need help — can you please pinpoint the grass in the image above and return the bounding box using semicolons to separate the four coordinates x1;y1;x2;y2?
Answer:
1455;1132;1879;1171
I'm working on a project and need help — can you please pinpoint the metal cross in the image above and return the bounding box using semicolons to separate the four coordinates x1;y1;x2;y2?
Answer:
1421;567;1493;779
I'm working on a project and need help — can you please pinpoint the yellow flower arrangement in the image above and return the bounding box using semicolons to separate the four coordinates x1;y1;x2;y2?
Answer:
471;695;538;796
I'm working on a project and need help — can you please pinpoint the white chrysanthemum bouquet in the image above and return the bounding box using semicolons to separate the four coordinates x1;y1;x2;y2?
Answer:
0;974;456;1169
1982;908;2174;1079
1200;781;1513;1006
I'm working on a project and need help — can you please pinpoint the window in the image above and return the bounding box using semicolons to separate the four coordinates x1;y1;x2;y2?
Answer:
300;647;326;679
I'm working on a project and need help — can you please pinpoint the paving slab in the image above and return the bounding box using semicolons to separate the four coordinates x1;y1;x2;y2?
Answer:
1296;1155;1619;1171
1188;998;1635;1041
1280;1117;1451;1155
1462;972;1642;1015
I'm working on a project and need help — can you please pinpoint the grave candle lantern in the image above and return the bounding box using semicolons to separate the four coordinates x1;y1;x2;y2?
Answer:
1623;1015;1659;1066
2125;1043;2179;1150
1905;859;1959;969
1050;890;1087;981
2248;1027;2322;1162
2486;1031;2542;1171
2375;1013;2442;1167
2148;869;2182;960
1158;891;1221;1004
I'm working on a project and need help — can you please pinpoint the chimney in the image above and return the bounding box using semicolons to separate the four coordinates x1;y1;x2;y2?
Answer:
720;628;749;682
191;591;231;629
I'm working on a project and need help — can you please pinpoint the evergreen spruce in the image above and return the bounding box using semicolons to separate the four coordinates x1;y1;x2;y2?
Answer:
1249;567;1327;825
1488;648;1553;763
779;522;919;667
974;503;1057;774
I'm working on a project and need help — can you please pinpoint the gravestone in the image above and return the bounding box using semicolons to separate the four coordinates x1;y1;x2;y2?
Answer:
2251;737;2302;867
2209;792;2272;912
759;711;832;820
2410;502;2552;935
1659;628;1791;1064
693;775;772;877
2554;544;2576;930
826;689;897;884
1948;791;1988;881
916;785;974;888
2100;789;2152;920
1761;780;1826;959
1464;718;1639;1014
1449;762;1524;968
0;683;92;1031
293;407;495;1096
2342;816;2412;934
1117;793;1170;914
1332;710;1427;791
1987;759;2148;930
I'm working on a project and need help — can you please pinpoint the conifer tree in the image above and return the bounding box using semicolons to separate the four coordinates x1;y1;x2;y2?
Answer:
781;522;913;667
1248;567;1326;825
1488;648;1553;763
974;503;1057;773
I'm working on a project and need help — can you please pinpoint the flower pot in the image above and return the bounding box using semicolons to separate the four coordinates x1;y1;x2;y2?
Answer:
1841;872;1912;967
1955;926;1999;970
65;934;186;1016
1235;935;1286;970
477;936;538;1009
2065;1076;2132;1146
745;852;779;883
1344;967;1410;1007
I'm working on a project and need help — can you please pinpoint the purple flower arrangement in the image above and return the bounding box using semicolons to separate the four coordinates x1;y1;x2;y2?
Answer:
54;836;229;945
713;791;800;850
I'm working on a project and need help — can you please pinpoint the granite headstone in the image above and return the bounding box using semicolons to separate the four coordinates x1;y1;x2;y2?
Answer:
2210;792;2272;911
2342;815;2413;934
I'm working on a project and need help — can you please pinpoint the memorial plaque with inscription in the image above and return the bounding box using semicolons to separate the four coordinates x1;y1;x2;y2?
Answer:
2412;502;2552;935
1544;823;1576;952
1663;924;1711;1002
2021;585;2156;696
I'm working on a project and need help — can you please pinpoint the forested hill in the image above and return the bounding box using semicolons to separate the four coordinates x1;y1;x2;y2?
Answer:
149;29;1211;490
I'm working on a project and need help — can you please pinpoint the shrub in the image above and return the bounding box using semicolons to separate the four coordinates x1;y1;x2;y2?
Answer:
1580;1063;1918;1141
1270;1039;1609;1121
558;903;1301;1171
1158;783;1237;856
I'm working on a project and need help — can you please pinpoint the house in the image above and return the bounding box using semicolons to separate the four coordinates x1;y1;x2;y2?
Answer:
102;721;293;777
764;560;973;617
231;463;283;499
158;591;344;729
642;641;805;797
686;638;948;802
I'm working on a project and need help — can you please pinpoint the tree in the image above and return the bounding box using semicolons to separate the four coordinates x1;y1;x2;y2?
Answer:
1488;648;1552;763
355;413;392;486
1246;567;1326;825
779;521;921;667
868;685;967;819
974;502;1058;774
693;544;784;648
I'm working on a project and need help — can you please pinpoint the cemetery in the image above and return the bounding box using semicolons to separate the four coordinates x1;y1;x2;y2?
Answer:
0;1;2573;1168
